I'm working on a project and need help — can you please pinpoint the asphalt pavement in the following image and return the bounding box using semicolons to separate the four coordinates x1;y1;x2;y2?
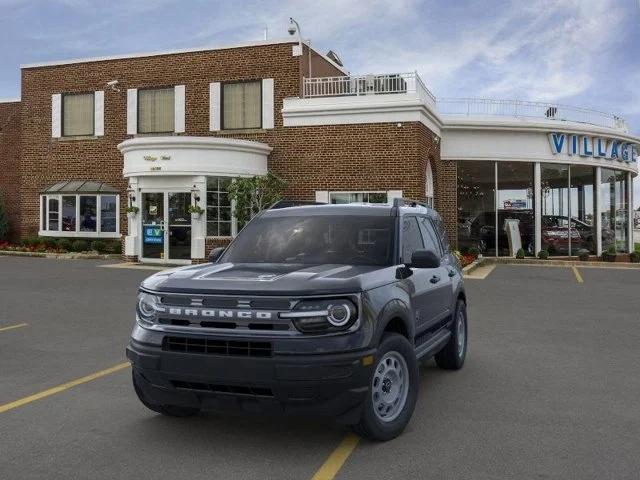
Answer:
1;257;639;480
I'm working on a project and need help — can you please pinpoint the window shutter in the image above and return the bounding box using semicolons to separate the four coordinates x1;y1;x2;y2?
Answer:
94;91;104;136
209;82;221;131
174;85;185;133
262;78;274;129
127;88;137;135
315;191;329;203
51;94;62;138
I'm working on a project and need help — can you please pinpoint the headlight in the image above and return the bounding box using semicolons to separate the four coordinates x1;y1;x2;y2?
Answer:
281;298;358;334
136;292;162;325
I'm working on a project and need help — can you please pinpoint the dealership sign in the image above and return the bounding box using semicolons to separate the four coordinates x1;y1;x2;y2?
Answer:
548;133;638;163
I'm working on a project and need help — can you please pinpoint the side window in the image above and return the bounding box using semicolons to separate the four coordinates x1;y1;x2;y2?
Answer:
433;216;450;253
401;216;424;263
418;217;443;257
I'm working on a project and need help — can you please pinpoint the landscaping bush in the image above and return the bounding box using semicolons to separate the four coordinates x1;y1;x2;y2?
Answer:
468;246;480;257
91;240;107;253
21;236;39;247
42;237;58;249
110;241;122;254
0;193;9;241
71;239;88;252
57;238;72;251
515;248;525;259
602;245;617;262
630;251;640;263
537;250;549;260
577;249;590;261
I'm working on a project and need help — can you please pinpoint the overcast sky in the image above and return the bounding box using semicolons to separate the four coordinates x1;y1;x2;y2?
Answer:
1;0;639;204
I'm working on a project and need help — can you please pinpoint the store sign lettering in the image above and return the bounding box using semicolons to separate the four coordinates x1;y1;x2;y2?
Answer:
548;133;638;163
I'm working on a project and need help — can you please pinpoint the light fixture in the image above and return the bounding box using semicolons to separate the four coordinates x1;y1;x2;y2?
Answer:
288;17;312;78
191;185;200;203
127;186;136;203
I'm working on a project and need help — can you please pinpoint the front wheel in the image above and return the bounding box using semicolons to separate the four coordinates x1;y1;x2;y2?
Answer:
352;333;419;441
435;299;467;370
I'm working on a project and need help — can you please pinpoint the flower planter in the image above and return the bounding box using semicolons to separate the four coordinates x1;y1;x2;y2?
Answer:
127;212;137;221
190;212;202;220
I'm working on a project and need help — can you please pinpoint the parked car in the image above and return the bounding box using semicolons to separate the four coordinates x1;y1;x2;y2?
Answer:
127;199;467;441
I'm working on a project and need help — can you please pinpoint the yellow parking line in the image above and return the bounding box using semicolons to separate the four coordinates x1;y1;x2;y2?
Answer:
0;362;130;414
572;266;584;284
311;433;360;480
0;323;28;333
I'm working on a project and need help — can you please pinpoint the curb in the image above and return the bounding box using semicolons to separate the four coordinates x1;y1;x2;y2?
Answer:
481;257;640;269
0;250;120;260
462;257;486;275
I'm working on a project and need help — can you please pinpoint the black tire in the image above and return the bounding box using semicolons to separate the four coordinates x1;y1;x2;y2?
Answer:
132;370;200;418
435;299;467;370
352;333;419;442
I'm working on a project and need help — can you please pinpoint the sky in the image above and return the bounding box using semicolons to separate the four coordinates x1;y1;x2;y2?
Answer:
1;0;639;203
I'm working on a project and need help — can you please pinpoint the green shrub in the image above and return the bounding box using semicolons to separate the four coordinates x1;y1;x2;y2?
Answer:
468;246;480;257
515;248;525;259
71;239;89;252
602;245;617;262
630;251;640;263
21;235;39;247
110;241;122;255
0;193;9;241
577;249;590;261
537;250;549;260
57;238;72;251
91;240;106;253
42;237;58;249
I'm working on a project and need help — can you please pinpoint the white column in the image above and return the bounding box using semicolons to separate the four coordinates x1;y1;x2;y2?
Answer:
534;162;541;255
595;167;602;256
191;176;207;260
627;172;635;253
125;177;139;258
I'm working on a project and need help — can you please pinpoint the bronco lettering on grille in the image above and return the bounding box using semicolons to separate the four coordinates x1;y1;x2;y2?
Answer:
157;306;274;320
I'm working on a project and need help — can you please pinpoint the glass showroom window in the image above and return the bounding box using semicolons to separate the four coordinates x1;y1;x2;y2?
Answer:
541;164;569;256
222;81;261;130
206;177;232;236
62;93;94;136
569;166;596;254
497;162;534;256
138;87;175;133
457;161;496;256
40;194;119;237
601;168;629;253
329;192;388;204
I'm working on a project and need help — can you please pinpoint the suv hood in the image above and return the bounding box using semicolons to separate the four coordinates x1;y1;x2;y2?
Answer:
141;262;395;296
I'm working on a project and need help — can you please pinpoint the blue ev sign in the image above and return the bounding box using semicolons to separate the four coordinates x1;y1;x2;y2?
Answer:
548;132;638;163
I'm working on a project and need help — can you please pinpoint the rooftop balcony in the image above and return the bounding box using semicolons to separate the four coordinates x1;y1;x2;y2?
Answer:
301;74;629;133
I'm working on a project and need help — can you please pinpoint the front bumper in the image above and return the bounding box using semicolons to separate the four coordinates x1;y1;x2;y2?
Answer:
126;335;375;424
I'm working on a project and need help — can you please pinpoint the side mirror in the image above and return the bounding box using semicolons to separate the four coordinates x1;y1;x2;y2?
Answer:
208;247;225;263
409;249;440;269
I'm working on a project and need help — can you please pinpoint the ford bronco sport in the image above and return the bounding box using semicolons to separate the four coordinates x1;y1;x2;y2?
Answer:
127;199;468;441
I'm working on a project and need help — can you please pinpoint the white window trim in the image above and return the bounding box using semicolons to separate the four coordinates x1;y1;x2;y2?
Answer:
328;190;392;204
39;193;120;238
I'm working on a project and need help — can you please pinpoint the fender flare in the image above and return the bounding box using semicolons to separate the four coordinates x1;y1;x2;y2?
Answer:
373;298;414;345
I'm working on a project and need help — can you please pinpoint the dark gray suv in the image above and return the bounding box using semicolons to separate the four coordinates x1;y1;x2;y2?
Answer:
127;199;467;441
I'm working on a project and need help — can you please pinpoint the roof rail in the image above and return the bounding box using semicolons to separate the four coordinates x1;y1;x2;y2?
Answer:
392;198;432;209
269;200;327;210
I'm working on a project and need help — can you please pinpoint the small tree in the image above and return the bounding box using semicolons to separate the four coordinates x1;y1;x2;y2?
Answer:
227;173;287;228
0;193;9;241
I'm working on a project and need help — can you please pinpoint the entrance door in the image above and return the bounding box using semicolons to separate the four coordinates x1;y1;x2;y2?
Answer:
141;192;192;263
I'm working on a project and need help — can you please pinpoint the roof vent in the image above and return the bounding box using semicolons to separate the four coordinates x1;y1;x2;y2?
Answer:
326;50;343;67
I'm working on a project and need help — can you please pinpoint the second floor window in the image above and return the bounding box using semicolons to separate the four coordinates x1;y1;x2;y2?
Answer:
63;93;94;136
223;81;261;130
138;87;174;133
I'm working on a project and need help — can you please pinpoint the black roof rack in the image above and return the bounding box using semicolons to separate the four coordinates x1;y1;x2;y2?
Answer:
392;198;432;209
269;200;327;210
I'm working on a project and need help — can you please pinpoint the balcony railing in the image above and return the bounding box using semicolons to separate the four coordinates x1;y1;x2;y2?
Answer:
436;98;628;132
302;72;436;106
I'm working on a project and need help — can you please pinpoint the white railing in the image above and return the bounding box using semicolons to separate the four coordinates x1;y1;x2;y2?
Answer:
436;98;628;132
302;72;437;106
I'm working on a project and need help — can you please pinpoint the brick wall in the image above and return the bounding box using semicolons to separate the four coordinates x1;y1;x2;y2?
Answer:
0;101;21;240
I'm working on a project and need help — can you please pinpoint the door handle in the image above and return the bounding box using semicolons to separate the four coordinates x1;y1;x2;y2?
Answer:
430;275;441;284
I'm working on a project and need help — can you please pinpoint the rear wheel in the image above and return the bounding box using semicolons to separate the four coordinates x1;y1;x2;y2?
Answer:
352;333;418;441
132;370;200;418
435;299;467;370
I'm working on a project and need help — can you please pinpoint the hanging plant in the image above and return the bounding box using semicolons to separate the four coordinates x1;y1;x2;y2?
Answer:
125;206;139;214
187;205;205;217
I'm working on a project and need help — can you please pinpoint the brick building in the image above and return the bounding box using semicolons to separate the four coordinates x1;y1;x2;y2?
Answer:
0;37;638;262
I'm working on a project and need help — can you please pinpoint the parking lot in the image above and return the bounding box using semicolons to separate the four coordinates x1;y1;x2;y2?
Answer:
1;256;639;480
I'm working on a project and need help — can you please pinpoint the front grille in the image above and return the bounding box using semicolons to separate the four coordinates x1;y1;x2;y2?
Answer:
171;380;274;397
163;336;272;357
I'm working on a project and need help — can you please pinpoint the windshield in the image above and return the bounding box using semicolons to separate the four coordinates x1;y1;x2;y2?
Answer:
220;215;395;266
